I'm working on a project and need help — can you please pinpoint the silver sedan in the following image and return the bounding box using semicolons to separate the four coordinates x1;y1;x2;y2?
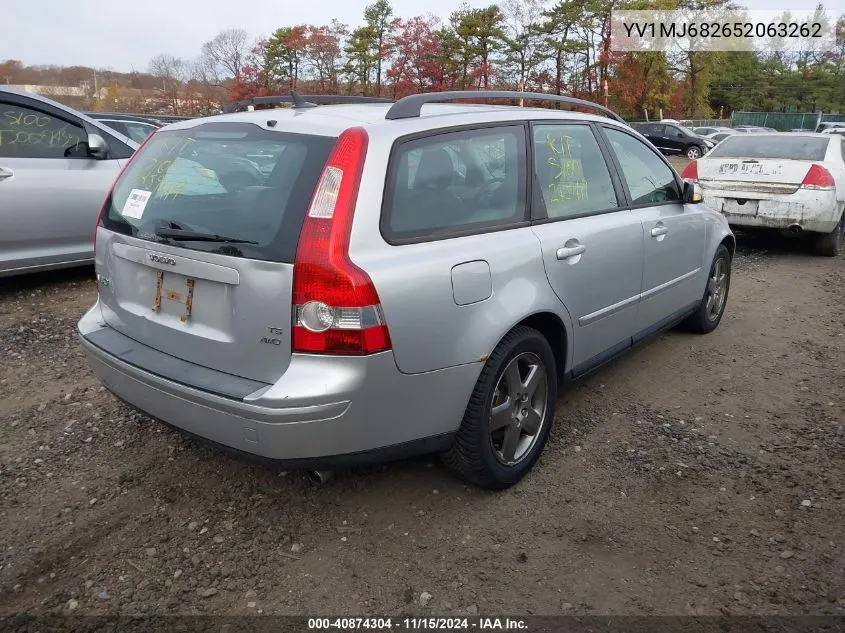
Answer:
0;88;139;277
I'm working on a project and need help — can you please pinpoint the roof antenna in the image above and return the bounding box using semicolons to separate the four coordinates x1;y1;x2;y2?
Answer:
291;90;317;109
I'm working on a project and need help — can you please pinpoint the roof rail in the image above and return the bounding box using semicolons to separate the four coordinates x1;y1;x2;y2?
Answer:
222;91;395;114
384;91;626;123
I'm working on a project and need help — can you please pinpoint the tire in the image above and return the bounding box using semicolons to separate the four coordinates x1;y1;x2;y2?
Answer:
443;326;557;490
686;145;703;160
681;244;732;334
813;212;844;257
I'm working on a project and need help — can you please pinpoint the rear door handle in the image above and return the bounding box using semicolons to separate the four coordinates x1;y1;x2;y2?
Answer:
556;244;587;260
0;167;13;181
651;225;669;237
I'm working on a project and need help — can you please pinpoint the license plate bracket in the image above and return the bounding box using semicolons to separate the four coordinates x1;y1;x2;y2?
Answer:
151;270;195;322
722;199;758;216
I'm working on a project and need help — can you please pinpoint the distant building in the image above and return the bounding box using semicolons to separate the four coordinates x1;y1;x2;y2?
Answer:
6;84;107;99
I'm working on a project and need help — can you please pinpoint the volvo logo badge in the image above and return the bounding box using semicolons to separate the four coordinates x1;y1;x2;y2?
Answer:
149;253;176;266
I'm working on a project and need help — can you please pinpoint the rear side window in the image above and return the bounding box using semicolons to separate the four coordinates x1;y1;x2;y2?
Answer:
102;122;335;263
382;125;527;242
666;125;692;138
604;128;681;205
532;124;618;218
0;102;87;159
708;135;829;161
635;124;663;136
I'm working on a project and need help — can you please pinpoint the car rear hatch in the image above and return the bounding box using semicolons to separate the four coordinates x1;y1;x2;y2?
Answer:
94;120;336;384
697;135;830;196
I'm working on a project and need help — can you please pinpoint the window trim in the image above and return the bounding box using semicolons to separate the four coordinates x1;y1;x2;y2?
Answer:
527;120;627;225
639;123;665;137
379;121;531;246
596;123;685;210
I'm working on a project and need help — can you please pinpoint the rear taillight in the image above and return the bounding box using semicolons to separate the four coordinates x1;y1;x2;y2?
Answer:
800;164;835;189
291;127;391;356
680;160;698;182
94;131;157;251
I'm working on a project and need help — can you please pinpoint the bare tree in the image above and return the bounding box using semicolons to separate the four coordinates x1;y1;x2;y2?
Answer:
148;53;185;114
200;28;251;79
186;57;226;114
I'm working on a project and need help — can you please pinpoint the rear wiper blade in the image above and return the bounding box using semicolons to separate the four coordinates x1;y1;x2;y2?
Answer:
154;228;258;244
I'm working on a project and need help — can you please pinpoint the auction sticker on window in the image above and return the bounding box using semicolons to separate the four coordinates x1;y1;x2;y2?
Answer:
122;189;152;219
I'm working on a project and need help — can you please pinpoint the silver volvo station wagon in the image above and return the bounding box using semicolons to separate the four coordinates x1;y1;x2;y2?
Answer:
78;91;734;489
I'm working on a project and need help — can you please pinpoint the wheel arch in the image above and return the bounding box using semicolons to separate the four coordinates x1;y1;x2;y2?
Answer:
720;233;736;258
491;311;569;385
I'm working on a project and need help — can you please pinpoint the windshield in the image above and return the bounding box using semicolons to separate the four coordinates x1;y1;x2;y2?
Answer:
706;135;829;161
102;122;335;263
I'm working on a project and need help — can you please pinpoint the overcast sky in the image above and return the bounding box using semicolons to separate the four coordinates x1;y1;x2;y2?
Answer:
2;0;843;72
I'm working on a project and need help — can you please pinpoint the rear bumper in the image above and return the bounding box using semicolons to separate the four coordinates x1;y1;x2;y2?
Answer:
703;189;841;233
78;302;480;464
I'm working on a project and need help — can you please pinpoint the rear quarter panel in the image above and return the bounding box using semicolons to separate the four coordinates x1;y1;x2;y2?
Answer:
348;133;575;376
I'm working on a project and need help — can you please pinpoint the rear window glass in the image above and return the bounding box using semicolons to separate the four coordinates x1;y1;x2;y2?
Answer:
102;122;334;263
708;135;829;161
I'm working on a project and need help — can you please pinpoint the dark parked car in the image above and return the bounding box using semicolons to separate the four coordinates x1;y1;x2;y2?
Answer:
631;122;714;160
85;112;162;143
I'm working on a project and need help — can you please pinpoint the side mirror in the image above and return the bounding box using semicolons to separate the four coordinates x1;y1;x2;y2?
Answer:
87;133;109;159
683;180;702;204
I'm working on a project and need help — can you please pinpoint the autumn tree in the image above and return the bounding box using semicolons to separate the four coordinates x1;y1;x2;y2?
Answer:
388;16;442;96
227;40;273;102
266;26;308;90
0;59;24;84
612;52;673;119
303;22;347;92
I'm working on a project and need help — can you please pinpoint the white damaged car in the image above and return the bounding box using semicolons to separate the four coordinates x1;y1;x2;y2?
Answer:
681;133;845;256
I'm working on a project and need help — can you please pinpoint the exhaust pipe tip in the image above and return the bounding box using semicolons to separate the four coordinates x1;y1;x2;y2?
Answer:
788;224;803;234
306;470;333;485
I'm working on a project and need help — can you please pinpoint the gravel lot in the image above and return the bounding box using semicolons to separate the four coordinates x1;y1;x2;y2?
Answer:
1;229;843;616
